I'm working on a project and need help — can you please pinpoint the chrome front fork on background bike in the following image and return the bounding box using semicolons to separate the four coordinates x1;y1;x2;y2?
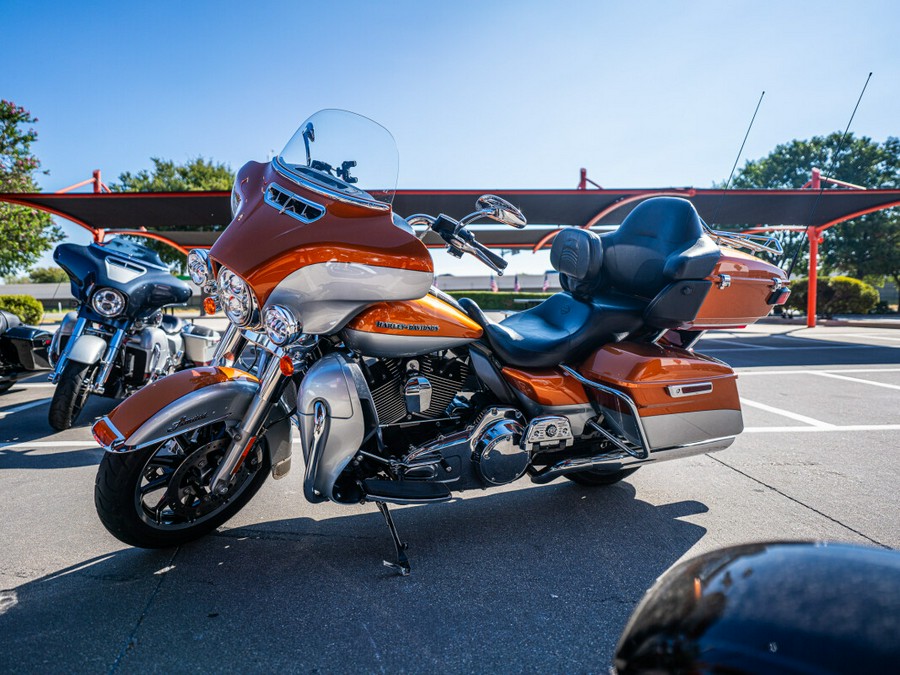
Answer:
48;317;87;383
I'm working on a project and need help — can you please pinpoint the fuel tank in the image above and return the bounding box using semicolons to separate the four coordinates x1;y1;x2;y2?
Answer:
341;293;483;357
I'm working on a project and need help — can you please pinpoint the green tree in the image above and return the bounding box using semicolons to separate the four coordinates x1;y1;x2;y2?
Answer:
111;157;234;270
730;133;900;293
28;265;68;283
0;100;65;277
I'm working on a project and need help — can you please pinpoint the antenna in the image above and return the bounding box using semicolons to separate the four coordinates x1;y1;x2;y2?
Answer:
785;72;873;277
709;90;765;227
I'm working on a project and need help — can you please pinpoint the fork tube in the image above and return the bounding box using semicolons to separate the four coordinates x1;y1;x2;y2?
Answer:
209;354;285;495
212;323;245;366
49;317;87;383
92;329;127;394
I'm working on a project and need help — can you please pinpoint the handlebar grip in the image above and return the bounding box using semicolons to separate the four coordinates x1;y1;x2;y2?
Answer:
474;240;508;271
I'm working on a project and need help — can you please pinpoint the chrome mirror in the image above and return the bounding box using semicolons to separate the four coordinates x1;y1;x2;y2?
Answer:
473;194;527;228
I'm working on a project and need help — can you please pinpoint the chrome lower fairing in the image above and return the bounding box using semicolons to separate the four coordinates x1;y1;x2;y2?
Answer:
297;352;377;503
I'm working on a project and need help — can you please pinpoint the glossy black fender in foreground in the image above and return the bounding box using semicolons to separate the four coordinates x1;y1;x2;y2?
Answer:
615;541;900;674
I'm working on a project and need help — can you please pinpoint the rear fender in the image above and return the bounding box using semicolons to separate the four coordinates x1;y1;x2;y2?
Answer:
93;366;293;479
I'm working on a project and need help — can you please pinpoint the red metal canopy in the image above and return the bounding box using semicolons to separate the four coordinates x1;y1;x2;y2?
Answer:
3;187;900;252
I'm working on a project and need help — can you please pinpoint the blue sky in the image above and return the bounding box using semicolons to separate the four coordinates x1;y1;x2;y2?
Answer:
4;0;899;275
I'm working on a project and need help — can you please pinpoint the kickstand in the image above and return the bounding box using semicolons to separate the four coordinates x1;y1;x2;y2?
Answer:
376;501;411;576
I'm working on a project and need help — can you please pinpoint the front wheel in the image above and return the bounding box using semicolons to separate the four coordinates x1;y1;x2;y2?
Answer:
48;361;95;430
564;467;638;486
94;422;270;548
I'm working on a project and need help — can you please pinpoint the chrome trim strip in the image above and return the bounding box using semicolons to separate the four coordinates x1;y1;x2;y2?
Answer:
666;382;713;398
560;364;651;459
272;157;391;211
263;182;325;224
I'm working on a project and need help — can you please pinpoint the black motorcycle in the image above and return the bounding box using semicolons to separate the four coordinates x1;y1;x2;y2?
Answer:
0;310;52;393
48;238;218;430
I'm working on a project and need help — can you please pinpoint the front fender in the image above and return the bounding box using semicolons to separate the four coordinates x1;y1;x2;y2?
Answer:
67;334;107;365
92;366;293;479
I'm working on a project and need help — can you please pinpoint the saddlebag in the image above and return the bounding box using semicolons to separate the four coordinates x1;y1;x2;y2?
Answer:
577;341;742;452
182;324;219;365
0;325;53;371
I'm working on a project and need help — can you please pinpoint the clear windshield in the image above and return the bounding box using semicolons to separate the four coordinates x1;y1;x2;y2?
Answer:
277;109;399;207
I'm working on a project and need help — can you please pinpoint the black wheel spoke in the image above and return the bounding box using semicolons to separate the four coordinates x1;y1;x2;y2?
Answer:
140;475;170;496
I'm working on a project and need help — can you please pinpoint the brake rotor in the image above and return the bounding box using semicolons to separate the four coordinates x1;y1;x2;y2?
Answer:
164;437;229;520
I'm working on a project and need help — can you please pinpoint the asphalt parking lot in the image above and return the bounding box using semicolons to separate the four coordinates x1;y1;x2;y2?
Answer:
1;321;898;673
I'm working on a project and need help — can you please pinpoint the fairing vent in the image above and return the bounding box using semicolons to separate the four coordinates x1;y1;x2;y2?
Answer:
264;183;325;224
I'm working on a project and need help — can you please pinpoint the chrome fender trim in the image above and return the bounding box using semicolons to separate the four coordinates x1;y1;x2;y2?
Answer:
95;377;293;480
67;334;107;365
298;353;375;503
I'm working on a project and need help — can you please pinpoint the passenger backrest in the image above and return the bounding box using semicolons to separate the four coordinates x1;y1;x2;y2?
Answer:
550;228;603;301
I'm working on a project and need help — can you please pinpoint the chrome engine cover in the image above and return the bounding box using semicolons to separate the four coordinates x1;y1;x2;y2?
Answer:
471;410;527;485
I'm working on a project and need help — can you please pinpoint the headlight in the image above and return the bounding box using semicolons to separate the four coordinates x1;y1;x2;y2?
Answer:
216;266;257;327
91;288;126;317
264;305;302;345
187;249;215;292
231;181;242;217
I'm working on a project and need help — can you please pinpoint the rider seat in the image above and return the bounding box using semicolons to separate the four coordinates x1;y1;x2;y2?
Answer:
459;197;721;369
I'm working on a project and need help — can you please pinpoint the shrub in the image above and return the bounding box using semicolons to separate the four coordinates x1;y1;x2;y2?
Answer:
786;276;879;317
0;294;44;325
446;291;553;311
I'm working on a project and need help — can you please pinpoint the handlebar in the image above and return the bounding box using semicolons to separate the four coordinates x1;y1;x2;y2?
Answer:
429;215;508;274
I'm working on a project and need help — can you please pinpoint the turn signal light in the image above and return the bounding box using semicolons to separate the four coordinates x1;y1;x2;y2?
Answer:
279;355;295;377
92;418;120;449
203;297;219;314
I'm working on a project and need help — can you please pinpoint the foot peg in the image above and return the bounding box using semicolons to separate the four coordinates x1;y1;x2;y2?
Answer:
376;501;411;576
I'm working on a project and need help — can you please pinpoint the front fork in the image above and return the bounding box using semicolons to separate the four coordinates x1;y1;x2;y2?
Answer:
49;317;87;383
209;353;286;495
207;326;315;496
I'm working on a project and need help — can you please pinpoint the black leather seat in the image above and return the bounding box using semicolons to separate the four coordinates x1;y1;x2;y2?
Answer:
459;197;720;368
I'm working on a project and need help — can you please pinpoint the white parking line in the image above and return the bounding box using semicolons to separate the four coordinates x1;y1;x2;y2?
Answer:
745;424;900;433
739;398;835;428
705;344;896;352
700;339;778;350
8;383;55;389
739;368;900;376
0;440;97;449
810;371;900;391
0;399;50;420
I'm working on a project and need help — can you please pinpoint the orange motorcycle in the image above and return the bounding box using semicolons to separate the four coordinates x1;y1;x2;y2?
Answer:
92;109;789;574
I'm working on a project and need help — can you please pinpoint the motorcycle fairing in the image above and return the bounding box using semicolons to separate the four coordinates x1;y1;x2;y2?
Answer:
93;366;293;478
211;161;434;312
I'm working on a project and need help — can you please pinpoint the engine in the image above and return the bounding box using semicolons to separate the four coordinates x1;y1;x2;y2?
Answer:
364;351;471;424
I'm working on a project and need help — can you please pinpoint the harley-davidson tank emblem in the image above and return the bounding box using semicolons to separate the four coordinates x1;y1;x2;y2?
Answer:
166;412;209;433
375;321;439;332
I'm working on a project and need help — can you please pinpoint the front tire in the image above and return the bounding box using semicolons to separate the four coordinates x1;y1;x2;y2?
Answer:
48;361;94;430
94;423;270;548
